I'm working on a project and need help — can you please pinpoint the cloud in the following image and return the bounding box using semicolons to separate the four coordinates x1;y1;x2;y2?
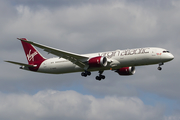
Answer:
8;0;111;8
165;115;180;120
3;1;158;49
0;90;164;120
2;0;179;52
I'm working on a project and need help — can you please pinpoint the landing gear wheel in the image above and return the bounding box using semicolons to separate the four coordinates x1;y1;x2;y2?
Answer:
81;72;87;77
95;71;105;81
96;76;101;81
100;75;105;79
158;67;162;71
81;71;91;77
86;71;91;76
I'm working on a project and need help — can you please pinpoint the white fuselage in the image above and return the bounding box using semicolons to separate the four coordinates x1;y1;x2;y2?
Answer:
34;47;174;74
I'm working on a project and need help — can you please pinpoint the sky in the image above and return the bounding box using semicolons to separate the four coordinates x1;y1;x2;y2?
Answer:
0;0;180;120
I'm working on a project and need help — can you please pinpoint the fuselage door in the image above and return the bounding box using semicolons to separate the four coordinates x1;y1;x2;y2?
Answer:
152;49;156;56
151;48;161;62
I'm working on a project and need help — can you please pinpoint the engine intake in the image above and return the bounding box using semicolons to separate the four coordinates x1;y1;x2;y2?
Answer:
88;56;107;68
116;66;135;75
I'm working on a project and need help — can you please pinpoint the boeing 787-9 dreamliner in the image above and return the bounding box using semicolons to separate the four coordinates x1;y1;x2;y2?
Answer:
5;38;174;80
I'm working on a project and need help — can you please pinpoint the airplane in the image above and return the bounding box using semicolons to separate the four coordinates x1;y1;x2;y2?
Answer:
5;38;174;81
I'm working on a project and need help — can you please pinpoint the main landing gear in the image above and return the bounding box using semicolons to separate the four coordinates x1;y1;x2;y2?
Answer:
81;70;106;81
158;63;164;71
95;71;105;81
81;71;91;77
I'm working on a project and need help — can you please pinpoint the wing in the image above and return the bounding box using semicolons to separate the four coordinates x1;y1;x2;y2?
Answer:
5;61;36;67
17;38;89;69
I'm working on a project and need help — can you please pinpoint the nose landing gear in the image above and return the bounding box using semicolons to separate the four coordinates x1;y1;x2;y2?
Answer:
158;63;164;71
158;67;162;70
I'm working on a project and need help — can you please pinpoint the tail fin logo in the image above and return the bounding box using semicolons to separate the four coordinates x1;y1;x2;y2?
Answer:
27;49;38;62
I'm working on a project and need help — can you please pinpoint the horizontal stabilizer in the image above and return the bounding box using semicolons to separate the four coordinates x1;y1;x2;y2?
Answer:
5;61;36;67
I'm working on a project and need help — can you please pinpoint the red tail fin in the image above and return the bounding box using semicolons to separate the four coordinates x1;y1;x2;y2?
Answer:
19;38;46;65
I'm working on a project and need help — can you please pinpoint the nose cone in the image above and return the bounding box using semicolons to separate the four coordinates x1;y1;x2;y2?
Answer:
162;53;174;62
169;53;174;60
170;54;174;60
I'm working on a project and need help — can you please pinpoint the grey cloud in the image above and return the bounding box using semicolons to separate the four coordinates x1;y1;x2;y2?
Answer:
7;0;176;9
8;0;111;8
4;1;159;52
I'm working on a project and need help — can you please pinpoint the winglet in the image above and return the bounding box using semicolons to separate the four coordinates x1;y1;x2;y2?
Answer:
17;38;27;41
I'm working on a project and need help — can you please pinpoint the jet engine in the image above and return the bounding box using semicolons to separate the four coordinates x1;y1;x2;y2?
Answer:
88;56;107;68
116;66;135;75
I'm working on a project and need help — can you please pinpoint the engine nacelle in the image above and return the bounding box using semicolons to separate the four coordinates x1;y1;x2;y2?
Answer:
116;66;135;75
88;56;107;68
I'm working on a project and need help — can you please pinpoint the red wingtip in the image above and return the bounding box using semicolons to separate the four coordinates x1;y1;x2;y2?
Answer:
17;38;28;41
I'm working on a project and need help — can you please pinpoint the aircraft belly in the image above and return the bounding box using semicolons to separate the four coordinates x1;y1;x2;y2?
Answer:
38;61;83;74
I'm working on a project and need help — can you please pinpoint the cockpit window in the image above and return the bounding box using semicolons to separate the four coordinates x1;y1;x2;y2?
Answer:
163;51;170;53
